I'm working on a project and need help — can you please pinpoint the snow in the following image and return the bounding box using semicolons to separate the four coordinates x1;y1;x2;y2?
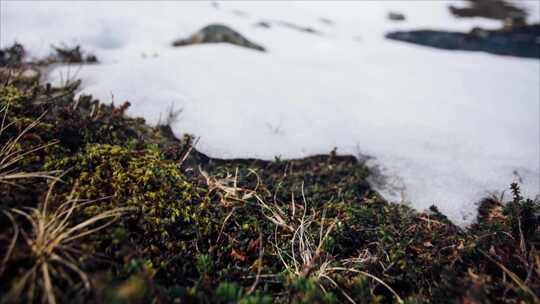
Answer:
1;0;539;224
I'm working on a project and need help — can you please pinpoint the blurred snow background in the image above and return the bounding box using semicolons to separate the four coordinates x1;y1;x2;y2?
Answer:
1;0;539;224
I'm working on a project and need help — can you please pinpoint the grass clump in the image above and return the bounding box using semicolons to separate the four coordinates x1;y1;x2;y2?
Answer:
0;105;59;184
2;183;130;304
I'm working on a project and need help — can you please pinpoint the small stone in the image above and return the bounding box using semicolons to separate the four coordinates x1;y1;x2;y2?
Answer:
172;24;266;52
388;12;406;21
255;21;271;29
319;18;334;25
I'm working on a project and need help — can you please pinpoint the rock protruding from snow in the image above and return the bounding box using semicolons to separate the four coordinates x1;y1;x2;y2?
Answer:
172;24;266;52
386;25;540;59
388;12;406;22
448;0;527;21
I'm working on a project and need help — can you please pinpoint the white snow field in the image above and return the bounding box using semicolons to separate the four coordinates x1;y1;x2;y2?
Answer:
1;1;539;224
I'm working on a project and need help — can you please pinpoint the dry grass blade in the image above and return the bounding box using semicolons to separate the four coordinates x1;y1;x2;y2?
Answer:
256;194;294;232
0;106;60;182
535;253;540;278
216;207;237;244
200;167;256;206
481;250;539;303
0;210;19;276
41;263;56;304
319;272;356;304
258;183;336;280
5;181;133;304
247;231;264;295
179;136;199;166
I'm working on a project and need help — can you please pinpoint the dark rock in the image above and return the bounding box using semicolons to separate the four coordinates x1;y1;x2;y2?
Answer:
319;18;334;25
449;0;527;21
470;27;490;39
254;21;272;29
277;21;320;35
232;10;248;17
388;12;406;21
386;24;540;59
172;24;266;52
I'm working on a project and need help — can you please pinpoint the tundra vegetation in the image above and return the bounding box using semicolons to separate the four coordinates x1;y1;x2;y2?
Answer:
0;45;538;303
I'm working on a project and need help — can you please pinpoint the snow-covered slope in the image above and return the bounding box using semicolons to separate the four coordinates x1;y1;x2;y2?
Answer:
2;1;539;224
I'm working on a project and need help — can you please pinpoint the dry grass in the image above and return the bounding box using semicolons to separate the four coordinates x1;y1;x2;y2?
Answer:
256;184;335;278
2;181;132;304
256;183;404;304
0;210;19;277
204;168;405;303
0;104;60;184
200;167;257;207
481;250;539;303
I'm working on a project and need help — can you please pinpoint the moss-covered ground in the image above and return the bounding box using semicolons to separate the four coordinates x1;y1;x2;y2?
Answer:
0;65;538;303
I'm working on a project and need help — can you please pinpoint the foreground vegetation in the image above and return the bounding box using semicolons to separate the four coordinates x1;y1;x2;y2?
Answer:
0;67;538;303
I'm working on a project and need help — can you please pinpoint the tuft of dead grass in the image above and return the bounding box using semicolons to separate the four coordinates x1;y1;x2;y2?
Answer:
2;181;132;304
0;104;60;183
255;183;404;304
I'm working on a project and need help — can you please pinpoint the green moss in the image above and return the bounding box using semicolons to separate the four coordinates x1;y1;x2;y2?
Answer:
50;144;190;219
215;282;272;304
41;143;213;281
0;85;22;106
